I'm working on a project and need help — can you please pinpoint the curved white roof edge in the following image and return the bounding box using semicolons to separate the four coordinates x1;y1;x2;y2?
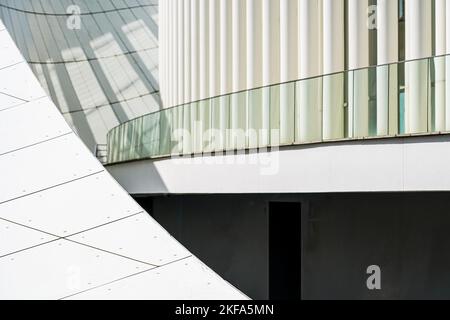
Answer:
0;18;247;300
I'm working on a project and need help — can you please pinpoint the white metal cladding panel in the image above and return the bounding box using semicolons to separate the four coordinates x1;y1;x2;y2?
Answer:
0;93;25;111
0;97;72;155
0;62;47;101
0;30;23;69
0;239;151;300
0;133;104;204
0;16;247;300
66;257;246;300
68;212;191;266
0;172;143;237
0;219;57;257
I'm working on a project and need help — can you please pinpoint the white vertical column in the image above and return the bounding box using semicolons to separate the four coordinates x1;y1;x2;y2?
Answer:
230;0;247;149
159;0;166;106
377;0;398;135
184;0;192;104
173;0;179;107
190;0;200;152
405;0;431;133
322;0;345;140
247;0;263;148
232;0;247;92
219;0;232;150
165;0;170;107
183;0;192;153
191;0;199;102
209;0;220;97
348;0;369;138
177;0;184;106
207;0;219;152
280;0;298;82
199;0;209;100
170;0;177;107
247;0;262;88
199;0;210;152
298;0;322;143
164;0;169;106
446;0;450;130
280;0;298;144
220;0;232;95
263;0;280;147
262;0;280;86
435;0;446;132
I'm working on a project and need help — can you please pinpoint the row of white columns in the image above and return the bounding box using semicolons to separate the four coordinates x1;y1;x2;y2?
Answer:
161;0;340;142
160;0;450;142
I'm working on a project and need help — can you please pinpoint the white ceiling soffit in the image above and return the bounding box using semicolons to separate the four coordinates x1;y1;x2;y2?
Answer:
0;20;248;300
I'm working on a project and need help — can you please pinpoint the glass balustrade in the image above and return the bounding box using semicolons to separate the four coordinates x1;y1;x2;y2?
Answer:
107;55;447;164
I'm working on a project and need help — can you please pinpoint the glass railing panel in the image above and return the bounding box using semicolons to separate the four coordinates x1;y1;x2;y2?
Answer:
387;62;399;136
159;108;172;156
199;99;212;153
375;64;390;136
170;106;183;156
259;86;271;148
403;58;430;134
191;102;201;154
120;123;131;162
323;72;345;140
368;66;378;137
279;82;295;145
295;76;323;143
269;84;280;147
430;55;446;132
349;67;371;139
210;95;229;152
228;91;247;150
182;104;192;155
129;117;143;159
141;112;160;158
248;87;264;149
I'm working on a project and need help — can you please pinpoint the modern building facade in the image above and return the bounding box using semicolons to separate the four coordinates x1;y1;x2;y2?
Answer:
3;0;450;301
